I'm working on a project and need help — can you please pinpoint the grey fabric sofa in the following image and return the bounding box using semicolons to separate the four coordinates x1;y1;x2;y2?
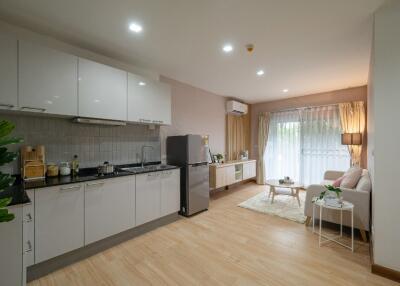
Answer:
304;170;371;242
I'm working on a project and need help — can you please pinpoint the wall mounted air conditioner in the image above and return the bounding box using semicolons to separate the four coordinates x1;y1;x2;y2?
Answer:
226;100;248;115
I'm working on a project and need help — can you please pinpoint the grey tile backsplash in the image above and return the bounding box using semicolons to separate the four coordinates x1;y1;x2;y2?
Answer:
0;113;161;174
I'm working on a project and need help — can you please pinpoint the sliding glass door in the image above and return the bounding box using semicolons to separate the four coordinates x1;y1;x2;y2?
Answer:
264;105;350;186
265;110;301;183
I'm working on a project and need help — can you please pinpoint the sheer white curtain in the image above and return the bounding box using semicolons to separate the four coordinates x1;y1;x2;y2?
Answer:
301;106;350;186
264;110;301;183
264;105;350;186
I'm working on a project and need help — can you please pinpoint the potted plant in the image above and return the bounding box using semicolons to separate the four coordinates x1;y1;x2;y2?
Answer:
318;185;343;202
0;120;22;223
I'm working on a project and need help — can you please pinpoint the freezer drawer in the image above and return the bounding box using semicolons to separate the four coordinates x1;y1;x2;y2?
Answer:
186;163;209;215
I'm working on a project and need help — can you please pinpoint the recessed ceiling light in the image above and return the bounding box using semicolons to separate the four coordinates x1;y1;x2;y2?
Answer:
256;70;265;76
283;89;289;93
222;44;233;53
129;22;143;33
138;81;146;86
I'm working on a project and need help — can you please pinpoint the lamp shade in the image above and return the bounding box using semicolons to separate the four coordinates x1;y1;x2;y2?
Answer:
341;133;362;145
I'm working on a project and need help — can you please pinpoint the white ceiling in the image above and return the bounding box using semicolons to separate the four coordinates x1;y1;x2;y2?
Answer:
0;0;385;103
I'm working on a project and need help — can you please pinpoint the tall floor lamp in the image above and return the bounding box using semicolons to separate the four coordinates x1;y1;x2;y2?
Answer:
341;133;363;166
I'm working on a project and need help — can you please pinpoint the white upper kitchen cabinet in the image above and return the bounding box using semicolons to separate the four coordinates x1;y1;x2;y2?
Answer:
0;32;18;109
128;73;171;125
160;169;180;216
78;58;127;121
19;41;78;115
35;184;84;263
136;172;161;226
84;176;135;245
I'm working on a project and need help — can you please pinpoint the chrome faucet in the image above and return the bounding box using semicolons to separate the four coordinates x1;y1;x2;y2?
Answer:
141;145;154;168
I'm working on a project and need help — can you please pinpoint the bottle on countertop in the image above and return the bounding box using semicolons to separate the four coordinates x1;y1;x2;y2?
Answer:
71;154;79;176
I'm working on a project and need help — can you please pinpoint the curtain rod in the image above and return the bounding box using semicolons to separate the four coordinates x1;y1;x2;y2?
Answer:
269;103;339;114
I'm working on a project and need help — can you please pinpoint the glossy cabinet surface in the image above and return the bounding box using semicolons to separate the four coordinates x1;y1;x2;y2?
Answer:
78;58;127;121
160;169;180;216
243;161;257;180
0;32;18;109
136;172;161;226
34;184;84;263
19;41;78;115
0;205;23;286
23;190;35;268
84;176;135;245
128;73;171;125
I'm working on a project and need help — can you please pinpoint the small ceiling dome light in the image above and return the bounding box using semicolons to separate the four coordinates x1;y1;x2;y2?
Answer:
283;89;289;93
129;22;143;33
256;69;265;76
138;81;146;86
222;44;233;53
246;44;254;53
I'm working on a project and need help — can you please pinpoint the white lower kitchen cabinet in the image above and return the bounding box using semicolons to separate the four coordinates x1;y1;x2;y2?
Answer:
84;176;135;245
160;169;180;216
136;172;161;226
34;184;84;263
0;205;23;286
23;190;35;268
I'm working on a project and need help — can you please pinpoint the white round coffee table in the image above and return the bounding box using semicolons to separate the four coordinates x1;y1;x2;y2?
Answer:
265;180;304;207
312;198;354;252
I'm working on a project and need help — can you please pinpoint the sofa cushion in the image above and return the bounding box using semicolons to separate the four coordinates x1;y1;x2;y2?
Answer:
321;180;335;186
340;166;362;189
332;176;344;187
356;169;372;192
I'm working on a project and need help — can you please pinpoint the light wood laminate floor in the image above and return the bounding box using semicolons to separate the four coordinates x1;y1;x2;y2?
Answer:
30;183;396;286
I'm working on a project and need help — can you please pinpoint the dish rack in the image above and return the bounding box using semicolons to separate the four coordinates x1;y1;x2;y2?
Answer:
21;145;46;181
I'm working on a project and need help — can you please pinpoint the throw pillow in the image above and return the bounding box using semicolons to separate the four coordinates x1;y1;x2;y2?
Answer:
332;176;344;187
356;169;372;192
340;166;362;189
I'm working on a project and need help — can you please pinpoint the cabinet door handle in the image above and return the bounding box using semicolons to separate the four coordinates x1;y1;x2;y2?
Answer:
86;181;105;187
60;185;81;191
20;106;46;112
0;103;14;108
24;240;33;254
23;213;33;223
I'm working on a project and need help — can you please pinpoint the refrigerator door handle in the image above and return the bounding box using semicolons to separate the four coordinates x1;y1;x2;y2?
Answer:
190;162;209;167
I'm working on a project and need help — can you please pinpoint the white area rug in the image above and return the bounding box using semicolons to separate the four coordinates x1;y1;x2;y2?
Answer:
238;190;307;224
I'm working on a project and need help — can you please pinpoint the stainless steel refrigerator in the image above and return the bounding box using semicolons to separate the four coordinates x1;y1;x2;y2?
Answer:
166;135;209;216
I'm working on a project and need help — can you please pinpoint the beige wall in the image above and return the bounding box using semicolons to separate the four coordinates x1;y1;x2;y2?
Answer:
250;86;368;167
370;0;400;272
160;76;226;161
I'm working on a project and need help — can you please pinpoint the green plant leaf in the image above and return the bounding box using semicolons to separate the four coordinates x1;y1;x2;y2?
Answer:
0;120;15;138
0;197;12;208
0;136;23;147
0;147;18;166
0;173;15;191
0;211;15;223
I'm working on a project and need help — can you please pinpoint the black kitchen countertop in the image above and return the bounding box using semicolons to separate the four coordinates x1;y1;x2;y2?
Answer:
3;162;180;206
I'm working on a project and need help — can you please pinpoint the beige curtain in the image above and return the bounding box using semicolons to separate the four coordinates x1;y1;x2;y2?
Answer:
257;112;270;184
339;101;366;166
226;110;251;161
